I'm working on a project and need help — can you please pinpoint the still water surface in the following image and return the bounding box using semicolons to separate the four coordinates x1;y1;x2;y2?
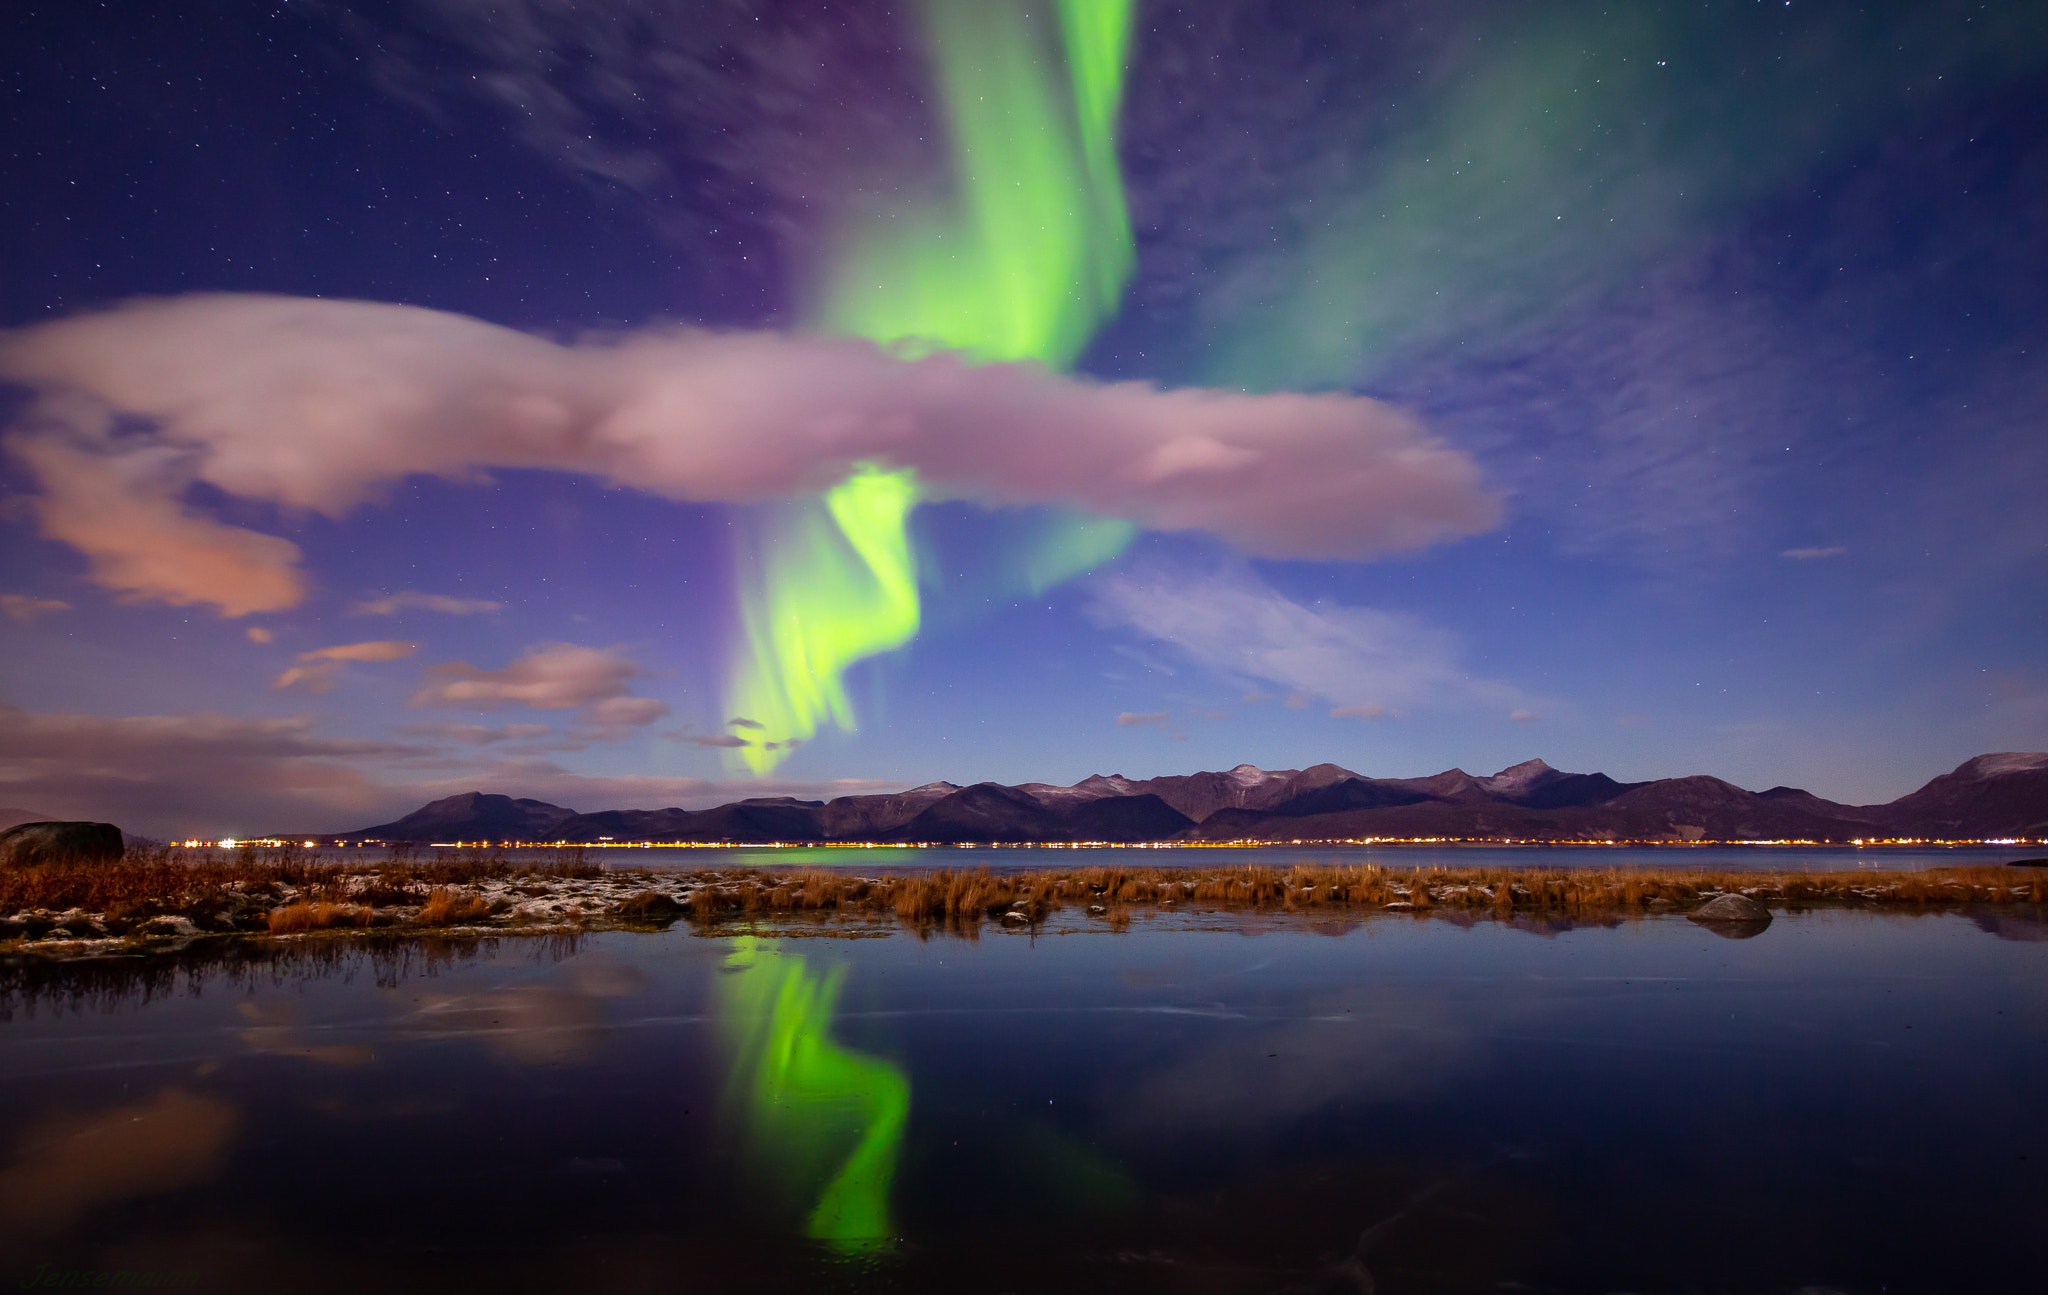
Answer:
324;843;2045;872
2;908;2043;1293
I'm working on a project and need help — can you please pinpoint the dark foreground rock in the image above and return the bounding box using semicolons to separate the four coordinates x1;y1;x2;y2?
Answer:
1;821;124;866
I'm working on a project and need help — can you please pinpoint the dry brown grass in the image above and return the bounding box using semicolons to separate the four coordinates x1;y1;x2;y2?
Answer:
0;844;600;937
671;862;2047;932
416;888;494;926
266;901;376;933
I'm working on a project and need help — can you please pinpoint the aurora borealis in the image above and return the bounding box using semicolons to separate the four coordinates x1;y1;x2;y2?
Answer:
735;0;1138;770
1;0;2045;835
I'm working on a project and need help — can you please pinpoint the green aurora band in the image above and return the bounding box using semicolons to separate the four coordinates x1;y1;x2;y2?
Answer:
725;0;1137;772
719;936;911;1250
1200;2;2048;395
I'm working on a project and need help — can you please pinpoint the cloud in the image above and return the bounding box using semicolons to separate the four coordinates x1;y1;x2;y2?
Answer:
0;594;69;623
4;422;303;616
1330;703;1388;720
410;643;667;734
0;704;419;836
350;590;505;616
682;733;749;748
0;701;911;837
1115;711;1170;728
728;716;766;730
272;639;417;693
0;295;1499;614
244;625;273;643
398;721;557;746
412;643;638;711
1239;690;1276;704
1090;563;1527;717
583;696;669;727
1781;546;1848;560
1509;708;1540;722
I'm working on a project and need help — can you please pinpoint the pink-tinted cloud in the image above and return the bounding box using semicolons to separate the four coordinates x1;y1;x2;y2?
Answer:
0;704;418;836
0;594;70;623
1115;711;1170;728
583;696;669;727
0;702;904;836
6;426;303;616
410;643;668;737
1780;546;1847;560
1330;703;1388;720
0;294;1499;614
272;639;418;693
350;590;504;616
412;643;641;711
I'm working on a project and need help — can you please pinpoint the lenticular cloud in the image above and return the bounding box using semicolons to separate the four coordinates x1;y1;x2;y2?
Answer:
0;294;1500;615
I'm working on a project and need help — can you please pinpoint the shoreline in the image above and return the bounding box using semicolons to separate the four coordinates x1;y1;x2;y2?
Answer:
3;850;2044;957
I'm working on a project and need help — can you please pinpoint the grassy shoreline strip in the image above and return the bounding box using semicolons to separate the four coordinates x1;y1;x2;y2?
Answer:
2;846;2044;949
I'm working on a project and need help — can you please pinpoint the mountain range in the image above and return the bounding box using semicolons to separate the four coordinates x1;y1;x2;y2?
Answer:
341;752;2048;845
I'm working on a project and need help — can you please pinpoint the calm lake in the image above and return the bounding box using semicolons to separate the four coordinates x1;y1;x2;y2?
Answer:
2;907;2044;1293
320;843;2047;873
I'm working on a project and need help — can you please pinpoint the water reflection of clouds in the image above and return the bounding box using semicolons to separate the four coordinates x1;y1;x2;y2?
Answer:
235;1000;376;1066
1109;987;1487;1140
0;1088;238;1234
399;962;651;1065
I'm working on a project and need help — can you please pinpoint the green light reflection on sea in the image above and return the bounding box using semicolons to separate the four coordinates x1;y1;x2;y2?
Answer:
718;934;910;1251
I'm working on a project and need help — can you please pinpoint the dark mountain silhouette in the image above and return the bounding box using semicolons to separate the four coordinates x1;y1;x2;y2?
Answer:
1868;753;2048;838
347;793;577;842
341;754;2046;845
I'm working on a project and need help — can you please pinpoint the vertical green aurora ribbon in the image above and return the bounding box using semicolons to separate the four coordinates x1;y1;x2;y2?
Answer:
726;0;1137;773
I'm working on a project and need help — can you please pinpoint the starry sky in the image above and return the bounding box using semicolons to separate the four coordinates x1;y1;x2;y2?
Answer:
2;0;2045;837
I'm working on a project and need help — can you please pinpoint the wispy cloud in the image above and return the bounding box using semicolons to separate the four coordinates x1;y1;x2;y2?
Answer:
1090;563;1528;718
273;640;417;693
1115;711;1170;728
350;591;505;616
1780;546;1848;561
410;643;669;735
1330;703;1387;720
0;594;69;623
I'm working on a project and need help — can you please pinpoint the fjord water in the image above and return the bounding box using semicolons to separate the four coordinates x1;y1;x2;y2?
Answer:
2;911;2043;1293
320;843;2048;873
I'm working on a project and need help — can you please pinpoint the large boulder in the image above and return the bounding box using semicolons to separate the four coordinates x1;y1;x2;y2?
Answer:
0;821;125;866
1688;891;1772;938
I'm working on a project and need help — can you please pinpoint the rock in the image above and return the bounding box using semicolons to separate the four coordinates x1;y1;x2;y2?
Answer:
1;821;125;866
135;915;202;938
1690;892;1771;922
1689;892;1773;938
